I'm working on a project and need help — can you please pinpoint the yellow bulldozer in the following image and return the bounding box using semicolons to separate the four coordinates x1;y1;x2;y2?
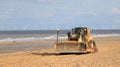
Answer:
55;27;98;53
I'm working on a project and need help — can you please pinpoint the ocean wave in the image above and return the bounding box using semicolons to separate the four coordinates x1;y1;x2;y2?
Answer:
44;35;67;40
0;34;120;42
0;35;67;42
92;34;120;38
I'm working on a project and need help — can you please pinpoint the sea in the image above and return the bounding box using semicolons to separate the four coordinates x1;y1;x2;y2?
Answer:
0;30;120;54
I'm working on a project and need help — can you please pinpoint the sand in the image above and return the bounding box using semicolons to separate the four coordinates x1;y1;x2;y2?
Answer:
0;37;120;67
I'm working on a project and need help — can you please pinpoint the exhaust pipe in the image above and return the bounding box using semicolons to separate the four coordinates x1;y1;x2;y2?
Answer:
56;29;60;43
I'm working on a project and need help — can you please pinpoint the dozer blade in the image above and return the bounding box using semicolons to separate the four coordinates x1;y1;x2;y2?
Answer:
54;41;87;53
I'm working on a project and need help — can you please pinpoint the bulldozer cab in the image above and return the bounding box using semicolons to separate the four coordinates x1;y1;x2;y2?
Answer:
68;27;89;41
72;27;88;35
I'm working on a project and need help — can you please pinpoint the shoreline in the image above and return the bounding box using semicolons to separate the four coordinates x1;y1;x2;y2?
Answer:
0;36;119;54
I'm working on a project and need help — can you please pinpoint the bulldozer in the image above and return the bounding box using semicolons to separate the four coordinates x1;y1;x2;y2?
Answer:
54;27;98;53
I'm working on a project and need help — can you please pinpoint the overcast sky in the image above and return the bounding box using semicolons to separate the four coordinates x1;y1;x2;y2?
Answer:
0;0;120;30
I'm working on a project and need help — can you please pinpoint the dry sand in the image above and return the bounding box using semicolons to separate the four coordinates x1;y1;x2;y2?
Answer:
0;37;120;67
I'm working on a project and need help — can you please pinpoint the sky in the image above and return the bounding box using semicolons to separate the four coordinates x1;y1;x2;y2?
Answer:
0;0;120;30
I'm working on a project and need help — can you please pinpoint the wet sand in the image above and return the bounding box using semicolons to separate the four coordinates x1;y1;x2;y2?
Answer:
0;40;54;54
0;37;120;67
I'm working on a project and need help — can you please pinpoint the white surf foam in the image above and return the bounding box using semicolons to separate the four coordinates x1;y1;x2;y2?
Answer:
44;35;67;40
92;34;120;38
0;34;120;43
0;35;67;43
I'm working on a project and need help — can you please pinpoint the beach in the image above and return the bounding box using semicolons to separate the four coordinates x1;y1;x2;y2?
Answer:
0;0;120;66
0;36;120;67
